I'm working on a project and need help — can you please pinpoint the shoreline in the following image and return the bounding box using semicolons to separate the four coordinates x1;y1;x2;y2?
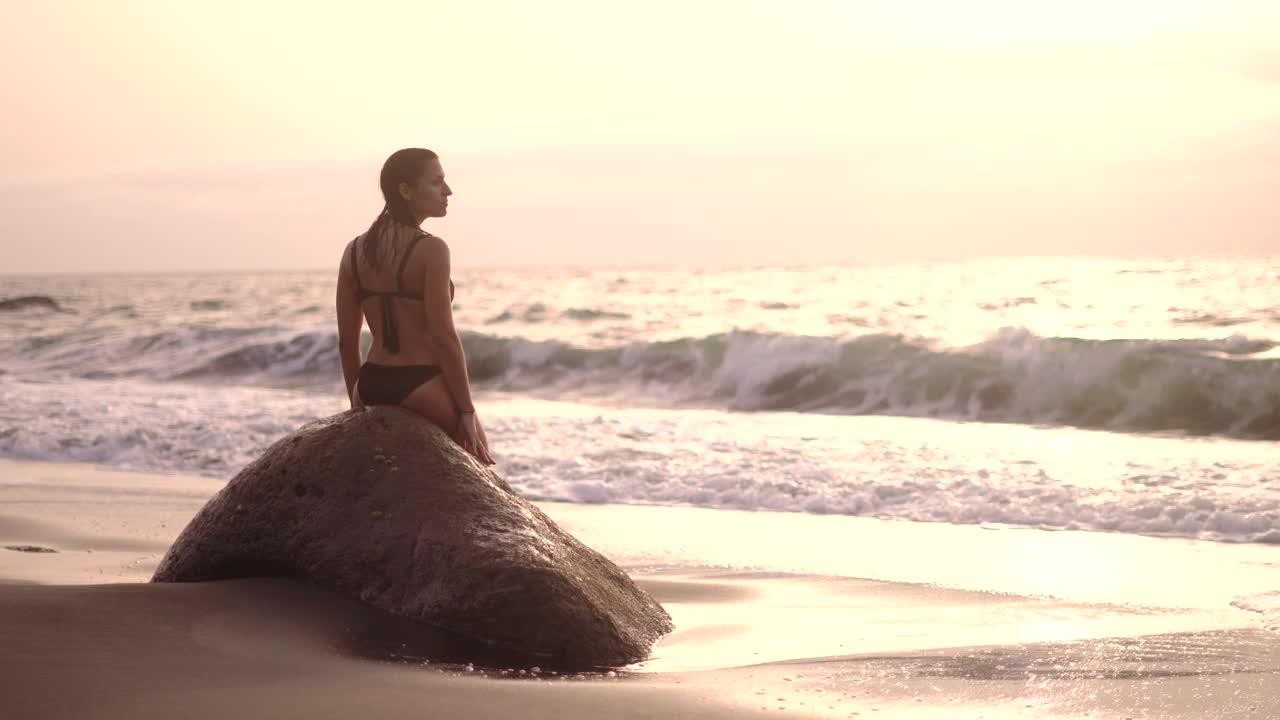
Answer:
2;458;1278;719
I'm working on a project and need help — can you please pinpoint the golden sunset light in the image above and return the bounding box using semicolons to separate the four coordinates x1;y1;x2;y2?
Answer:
1;4;1278;719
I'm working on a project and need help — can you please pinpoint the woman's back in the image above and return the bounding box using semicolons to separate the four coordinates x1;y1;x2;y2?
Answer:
348;227;452;367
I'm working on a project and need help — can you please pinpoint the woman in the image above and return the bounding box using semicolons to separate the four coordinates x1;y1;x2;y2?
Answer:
335;148;495;465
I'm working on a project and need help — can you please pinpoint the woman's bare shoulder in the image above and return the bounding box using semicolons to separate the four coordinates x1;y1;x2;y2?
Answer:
339;236;364;275
415;232;450;260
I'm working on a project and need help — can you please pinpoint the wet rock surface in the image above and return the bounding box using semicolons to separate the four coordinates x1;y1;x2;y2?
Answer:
152;406;672;670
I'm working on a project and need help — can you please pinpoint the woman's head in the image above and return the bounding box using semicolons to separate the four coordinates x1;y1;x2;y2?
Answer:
379;148;451;225
361;148;450;268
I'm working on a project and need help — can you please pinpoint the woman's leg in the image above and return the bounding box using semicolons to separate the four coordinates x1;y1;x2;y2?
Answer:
398;376;463;443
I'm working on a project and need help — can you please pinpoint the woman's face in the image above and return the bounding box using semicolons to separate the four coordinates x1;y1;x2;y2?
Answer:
400;158;452;221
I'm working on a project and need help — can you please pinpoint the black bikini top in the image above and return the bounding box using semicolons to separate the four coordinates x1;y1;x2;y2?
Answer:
350;233;454;354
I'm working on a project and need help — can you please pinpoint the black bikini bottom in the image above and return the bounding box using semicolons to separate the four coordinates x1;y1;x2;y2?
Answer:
357;363;442;405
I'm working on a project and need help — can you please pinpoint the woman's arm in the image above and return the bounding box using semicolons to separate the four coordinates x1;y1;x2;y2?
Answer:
419;236;493;464
335;245;364;407
418;235;476;413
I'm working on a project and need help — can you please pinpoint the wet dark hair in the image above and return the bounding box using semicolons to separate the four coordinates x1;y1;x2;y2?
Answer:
361;148;439;269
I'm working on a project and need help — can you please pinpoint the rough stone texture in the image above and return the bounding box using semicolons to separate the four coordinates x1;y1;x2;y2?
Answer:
152;407;672;670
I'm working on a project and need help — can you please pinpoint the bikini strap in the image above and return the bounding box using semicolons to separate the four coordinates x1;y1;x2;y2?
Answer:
348;236;363;295
395;234;423;293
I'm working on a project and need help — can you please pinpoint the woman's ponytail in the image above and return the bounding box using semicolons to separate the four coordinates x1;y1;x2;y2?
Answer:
360;148;438;270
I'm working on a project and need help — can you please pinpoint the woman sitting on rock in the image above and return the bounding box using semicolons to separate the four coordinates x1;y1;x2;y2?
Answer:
335;148;495;465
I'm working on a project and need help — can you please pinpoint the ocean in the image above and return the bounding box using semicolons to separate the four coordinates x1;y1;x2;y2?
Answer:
4;254;1280;717
1;254;1278;548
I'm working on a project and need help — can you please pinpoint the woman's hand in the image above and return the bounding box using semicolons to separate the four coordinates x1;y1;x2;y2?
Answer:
458;411;496;465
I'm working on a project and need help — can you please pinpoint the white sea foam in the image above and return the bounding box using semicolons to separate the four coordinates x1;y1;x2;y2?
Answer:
3;376;1278;546
1231;591;1280;631
0;377;343;474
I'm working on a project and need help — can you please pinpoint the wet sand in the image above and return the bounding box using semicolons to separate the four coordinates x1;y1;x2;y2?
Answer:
1;459;1277;719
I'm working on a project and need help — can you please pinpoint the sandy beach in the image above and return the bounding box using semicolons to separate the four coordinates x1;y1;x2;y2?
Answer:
1;458;1276;719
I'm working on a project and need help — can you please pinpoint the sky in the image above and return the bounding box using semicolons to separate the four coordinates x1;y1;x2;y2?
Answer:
1;0;1278;273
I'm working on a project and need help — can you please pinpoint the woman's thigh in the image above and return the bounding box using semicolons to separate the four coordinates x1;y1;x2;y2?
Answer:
399;376;460;440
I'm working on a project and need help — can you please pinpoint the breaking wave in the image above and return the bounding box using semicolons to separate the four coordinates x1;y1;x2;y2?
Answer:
8;324;1280;439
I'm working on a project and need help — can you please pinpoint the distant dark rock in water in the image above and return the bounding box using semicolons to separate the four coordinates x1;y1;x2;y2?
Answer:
0;295;70;313
4;545;57;553
152;407;672;670
189;299;228;311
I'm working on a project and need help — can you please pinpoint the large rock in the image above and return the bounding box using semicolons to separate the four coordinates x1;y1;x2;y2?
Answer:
152;407;672;670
